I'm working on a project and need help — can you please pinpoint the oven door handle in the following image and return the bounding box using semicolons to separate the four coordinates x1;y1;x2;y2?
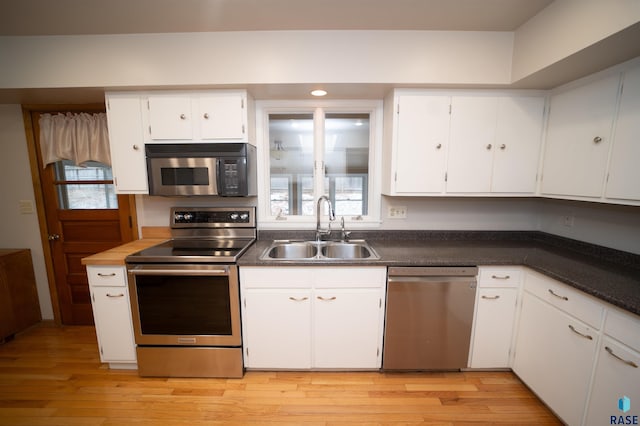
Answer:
129;265;231;276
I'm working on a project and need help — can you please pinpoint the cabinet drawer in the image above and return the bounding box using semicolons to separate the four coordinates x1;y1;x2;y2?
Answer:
240;266;386;289
605;308;640;352
87;266;127;287
524;270;604;329
478;267;522;287
313;267;386;288
240;267;311;288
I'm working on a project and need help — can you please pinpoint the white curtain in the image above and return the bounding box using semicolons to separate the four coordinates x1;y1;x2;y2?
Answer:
39;112;111;167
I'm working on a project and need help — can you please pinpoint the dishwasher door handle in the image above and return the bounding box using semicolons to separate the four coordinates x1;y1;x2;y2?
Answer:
388;276;477;286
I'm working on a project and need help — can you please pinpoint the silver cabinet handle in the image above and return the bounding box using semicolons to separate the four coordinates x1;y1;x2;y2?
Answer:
548;289;568;301
317;296;337;301
106;293;124;298
486;144;492;150
491;275;510;280
133;144;139;150
500;144;506;150
593;136;602;143
436;143;442;149
97;273;116;277
288;296;308;302
605;346;638;368
481;295;500;300
568;324;593;340
179;114;187;120
203;113;210;119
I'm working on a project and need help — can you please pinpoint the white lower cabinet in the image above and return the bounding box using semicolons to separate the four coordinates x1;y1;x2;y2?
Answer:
314;288;382;369
242;289;312;369
470;267;521;368
86;265;137;368
585;309;640;426
239;266;386;370
513;270;603;426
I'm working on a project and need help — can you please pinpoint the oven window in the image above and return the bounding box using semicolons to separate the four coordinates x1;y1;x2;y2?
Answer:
161;167;210;186
135;275;232;335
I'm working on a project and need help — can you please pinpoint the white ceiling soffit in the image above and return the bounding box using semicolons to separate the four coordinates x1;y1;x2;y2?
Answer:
0;0;553;35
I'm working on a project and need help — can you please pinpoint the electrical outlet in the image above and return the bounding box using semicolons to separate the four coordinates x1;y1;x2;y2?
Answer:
563;215;575;227
388;206;407;219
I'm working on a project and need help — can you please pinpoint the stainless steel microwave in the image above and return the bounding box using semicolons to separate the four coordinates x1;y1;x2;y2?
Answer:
146;143;257;197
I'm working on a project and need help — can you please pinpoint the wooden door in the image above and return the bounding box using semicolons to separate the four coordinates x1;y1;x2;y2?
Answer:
26;108;136;325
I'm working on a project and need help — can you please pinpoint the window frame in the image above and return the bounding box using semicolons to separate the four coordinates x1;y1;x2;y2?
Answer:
256;99;383;228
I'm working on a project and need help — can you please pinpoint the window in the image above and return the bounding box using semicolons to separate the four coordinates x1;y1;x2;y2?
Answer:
258;101;382;227
54;160;118;209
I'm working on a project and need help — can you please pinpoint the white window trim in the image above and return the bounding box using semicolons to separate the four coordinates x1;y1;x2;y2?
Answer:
256;99;383;229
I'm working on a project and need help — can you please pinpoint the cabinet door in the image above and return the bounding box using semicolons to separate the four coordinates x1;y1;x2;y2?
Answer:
606;66;640;201
446;96;498;193
492;97;544;193
585;337;640;426
541;74;620;198
148;95;193;140
513;292;598;426
313;289;383;369
470;288;517;368
242;289;311;369
90;286;136;363
199;94;246;140
105;95;148;193
393;95;450;193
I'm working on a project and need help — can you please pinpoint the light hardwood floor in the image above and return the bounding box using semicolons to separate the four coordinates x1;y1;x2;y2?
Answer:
0;324;561;425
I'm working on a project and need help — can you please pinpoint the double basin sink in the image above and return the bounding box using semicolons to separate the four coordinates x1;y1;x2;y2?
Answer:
260;239;380;261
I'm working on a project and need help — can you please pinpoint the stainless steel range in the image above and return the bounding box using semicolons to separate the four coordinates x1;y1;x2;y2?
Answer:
125;206;256;378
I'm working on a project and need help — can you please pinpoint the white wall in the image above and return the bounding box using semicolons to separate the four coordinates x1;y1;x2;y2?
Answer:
512;0;640;81
0;105;53;320
0;31;513;89
537;199;640;255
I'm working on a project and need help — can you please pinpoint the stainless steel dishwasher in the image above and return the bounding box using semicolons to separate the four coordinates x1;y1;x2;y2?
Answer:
383;266;478;371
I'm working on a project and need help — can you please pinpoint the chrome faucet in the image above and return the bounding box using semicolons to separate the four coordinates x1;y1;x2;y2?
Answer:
340;216;352;242
316;195;335;241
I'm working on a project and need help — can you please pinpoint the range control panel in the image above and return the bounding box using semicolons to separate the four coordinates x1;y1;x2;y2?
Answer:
171;207;256;228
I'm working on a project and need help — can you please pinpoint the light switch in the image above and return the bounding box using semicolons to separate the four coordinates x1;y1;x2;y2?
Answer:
19;200;34;214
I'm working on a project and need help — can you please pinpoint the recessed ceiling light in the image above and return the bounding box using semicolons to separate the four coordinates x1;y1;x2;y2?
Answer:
311;89;327;97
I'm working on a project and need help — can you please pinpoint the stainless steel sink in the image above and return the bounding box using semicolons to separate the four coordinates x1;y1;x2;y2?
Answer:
263;241;317;259
321;242;375;259
260;240;379;261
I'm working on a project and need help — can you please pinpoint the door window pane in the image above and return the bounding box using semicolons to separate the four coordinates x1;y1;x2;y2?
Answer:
325;114;369;216
54;160;118;209
268;114;314;216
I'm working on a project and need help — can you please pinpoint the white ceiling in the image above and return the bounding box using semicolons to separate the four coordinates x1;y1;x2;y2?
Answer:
0;0;553;35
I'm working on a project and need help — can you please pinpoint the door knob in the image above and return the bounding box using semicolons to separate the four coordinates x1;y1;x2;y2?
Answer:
48;234;60;241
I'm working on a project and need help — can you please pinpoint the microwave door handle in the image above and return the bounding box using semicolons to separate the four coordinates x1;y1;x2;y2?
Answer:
215;157;223;196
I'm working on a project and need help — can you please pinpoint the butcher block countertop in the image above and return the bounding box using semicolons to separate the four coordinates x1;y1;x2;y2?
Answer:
81;227;170;266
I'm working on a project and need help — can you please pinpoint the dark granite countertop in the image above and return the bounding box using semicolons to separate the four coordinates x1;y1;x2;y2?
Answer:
237;231;640;317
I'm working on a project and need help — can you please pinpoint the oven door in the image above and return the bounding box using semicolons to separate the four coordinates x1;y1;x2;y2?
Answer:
128;264;240;346
147;157;218;196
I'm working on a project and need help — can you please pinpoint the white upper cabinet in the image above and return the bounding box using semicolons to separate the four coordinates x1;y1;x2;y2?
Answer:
148;95;193;140
105;93;149;194
605;66;640;201
491;97;545;193
541;74;620;198
198;94;247;140
447;96;544;194
383;90;545;196
145;90;252;143
446;96;498;193
385;94;450;194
